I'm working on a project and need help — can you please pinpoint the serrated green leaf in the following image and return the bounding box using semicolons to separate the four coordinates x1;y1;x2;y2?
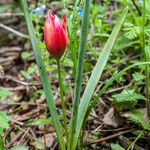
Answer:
0;112;10;134
129;109;150;130
112;89;146;109
21;51;31;60
132;72;145;81
111;143;125;150
32;140;44;150
9;145;29;150
0;87;12;99
123;22;141;39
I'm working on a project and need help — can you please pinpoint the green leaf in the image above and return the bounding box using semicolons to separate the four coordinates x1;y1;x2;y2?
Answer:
86;62;150;121
9;145;29;150
21;51;31;60
29;118;52;126
112;89;146;109
0;135;4;150
111;143;125;150
132;72;145;81
21;64;38;80
0;87;12;99
123;22;141;39
32;140;44;150
68;0;91;149
72;7;129;150
19;1;65;149
0;112;10;134
129;109;150;130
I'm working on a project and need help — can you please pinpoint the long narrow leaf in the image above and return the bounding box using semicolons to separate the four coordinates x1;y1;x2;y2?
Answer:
0;136;4;150
72;7;129;149
68;0;90;149
19;1;65;149
86;62;150;119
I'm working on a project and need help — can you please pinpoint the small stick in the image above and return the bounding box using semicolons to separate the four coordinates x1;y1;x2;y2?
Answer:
0;23;29;39
85;128;134;145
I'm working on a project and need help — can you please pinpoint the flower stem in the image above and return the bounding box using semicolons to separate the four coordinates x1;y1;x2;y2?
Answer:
56;59;68;142
143;0;150;118
0;135;4;150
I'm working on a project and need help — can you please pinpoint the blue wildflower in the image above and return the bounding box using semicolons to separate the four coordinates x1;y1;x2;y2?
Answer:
31;4;46;15
41;4;46;11
31;9;36;14
35;7;43;14
78;8;83;17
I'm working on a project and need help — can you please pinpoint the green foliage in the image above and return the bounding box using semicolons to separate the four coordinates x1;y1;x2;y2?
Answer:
0;88;11;150
111;143;125;150
0;87;12;99
29;117;52;126
32;140;44;150
71;7;129;150
0;4;12;13
129;109;150;130
132;72;145;81
9;145;29;150
21;51;31;60
112;89;146;110
21;63;38;80
123;22;141;40
68;0;91;148
0;112;10;134
0;135;4;150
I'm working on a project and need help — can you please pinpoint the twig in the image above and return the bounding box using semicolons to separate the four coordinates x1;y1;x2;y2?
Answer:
0;13;23;18
85;128;134;145
7;130;24;148
118;135;146;150
11;119;24;126
0;23;29;39
105;82;133;94
17;128;30;145
5;75;41;86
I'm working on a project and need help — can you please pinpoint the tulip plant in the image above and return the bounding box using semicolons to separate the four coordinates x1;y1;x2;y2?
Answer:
20;0;129;149
44;11;68;139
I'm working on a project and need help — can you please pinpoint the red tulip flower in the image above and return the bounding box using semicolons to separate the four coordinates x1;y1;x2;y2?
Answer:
44;11;68;58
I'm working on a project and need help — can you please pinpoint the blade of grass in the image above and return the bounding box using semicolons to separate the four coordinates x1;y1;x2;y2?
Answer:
19;1;66;149
86;61;150;119
145;46;150;117
143;0;150;118
0;136;4;150
68;0;90;149
72;7;129;150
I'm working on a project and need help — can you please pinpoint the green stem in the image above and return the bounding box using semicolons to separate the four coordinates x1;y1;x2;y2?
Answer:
68;0;90;149
0;135;4;150
127;129;144;150
142;0;145;50
57;59;68;142
142;0;150;118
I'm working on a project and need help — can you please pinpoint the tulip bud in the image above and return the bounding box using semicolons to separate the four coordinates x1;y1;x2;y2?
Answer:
44;11;68;58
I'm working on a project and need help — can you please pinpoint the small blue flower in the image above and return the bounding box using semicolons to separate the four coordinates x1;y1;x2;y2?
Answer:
41;4;46;11
78;8;83;17
31;9;36;14
35;7;44;14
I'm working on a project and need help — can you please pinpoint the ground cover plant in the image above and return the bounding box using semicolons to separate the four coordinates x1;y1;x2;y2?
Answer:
0;0;150;149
